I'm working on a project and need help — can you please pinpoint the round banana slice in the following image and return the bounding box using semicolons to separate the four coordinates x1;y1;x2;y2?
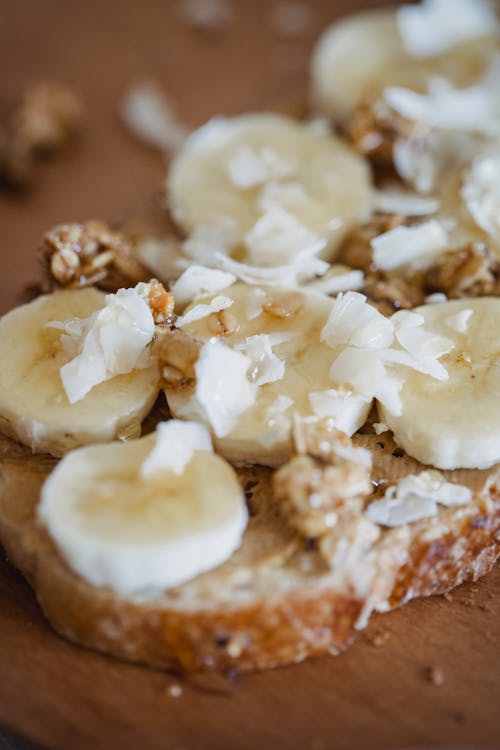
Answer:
39;431;247;596
168;113;373;261
378;298;500;470
165;283;372;466
311;8;499;119
0;289;160;456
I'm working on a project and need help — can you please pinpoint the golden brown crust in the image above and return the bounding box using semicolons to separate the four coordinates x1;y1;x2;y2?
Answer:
0;430;499;673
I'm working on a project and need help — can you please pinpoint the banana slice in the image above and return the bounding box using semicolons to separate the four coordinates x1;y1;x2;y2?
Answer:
311;7;499;119
164;283;372;466
168;113;373;262
0;289;160;456
39;424;247;596
378;298;500;470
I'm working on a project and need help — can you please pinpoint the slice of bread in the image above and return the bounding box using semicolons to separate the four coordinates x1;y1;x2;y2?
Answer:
0;426;498;673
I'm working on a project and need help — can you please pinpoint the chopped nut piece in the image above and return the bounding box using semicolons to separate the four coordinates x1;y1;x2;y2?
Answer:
364;270;425;316
40;220;149;293
273;421;372;539
152;329;202;390
207;309;240;336
424;242;500;299
148;279;175;325
263;291;304;319
340;97;412;172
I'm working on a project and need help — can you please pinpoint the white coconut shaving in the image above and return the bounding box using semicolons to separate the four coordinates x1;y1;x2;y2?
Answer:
397;0;498;58
175;295;233;327
305;266;365;296
373;422;389;435
214;251;329;287
52;283;156;404
393;134;440;195
257;394;294;449
384;75;500;134
374;189;439;216
445;309;473;334
366;470;472;527
245;287;267;320
226;145;295;188
140;420;212;478
189;340;257;437
244;205;325;267
371;220;448;271
121;81;188;152
320;291;394;351
238;334;285;386
135;237;187;283
425;292;448;304
308;388;371;437
170;265;236;307
462;153;500;240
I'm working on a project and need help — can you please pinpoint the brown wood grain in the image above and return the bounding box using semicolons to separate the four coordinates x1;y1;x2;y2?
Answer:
0;0;499;748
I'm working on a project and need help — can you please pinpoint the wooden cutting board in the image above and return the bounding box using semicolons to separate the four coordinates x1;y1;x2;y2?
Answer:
1;1;499;748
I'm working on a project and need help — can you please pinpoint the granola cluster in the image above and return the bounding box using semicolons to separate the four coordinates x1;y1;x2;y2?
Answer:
40;220;149;293
0;82;84;188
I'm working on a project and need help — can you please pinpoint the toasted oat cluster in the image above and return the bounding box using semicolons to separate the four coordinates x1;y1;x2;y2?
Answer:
0;82;84;188
40;220;149;293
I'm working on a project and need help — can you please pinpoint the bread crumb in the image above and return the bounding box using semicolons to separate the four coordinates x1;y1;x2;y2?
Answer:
167;683;183;698
426;666;445;686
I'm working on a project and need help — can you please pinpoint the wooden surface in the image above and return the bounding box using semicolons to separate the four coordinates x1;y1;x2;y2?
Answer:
0;1;499;748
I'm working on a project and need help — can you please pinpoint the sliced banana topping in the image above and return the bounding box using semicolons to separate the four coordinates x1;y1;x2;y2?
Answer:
311;6;499;119
378;298;500;470
0;288;160;456
39;422;247;596
164;284;373;466
168;113;373;269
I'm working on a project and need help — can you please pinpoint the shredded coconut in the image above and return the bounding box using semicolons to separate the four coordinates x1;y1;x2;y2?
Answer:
445;309;473;333
462;153;500;239
320;291;394;350
397;0;498;58
425;292;448;304
384;75;500;134
170;265;235;307
140;420;212;478
374;189;439;216
373;422;389;435
238;334;286;386
192;340;257;437
244;205;325;267
175;295;233;327
366;470;472;527
308;388;371;437
305;266;365;295
257;394;294;448
54;283;156;404
121;81;187;152
371;220;448;271
214;251;329;287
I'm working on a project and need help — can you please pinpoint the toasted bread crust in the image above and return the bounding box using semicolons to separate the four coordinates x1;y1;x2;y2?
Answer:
0;431;499;673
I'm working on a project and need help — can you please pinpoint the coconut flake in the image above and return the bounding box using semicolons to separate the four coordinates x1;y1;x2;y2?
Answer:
244;205;325;267
393;135;440;194
374;189;439;216
397;0;498;58
257;394;294;448
226;145;295;188
245;287;266;320
384;76;500;134
214;251;329;287
445;308;473;333
373;422;389;435
121;81;187;152
425;292;448;304
57;283;156;404
140;420;212;478
171;265;236;307
371;220;448;271
366;470;472;527
462;154;500;239
175;295;233;327
238;334;286;386
191;340;257;437
305;266;365;295
392;309;454;381
308;388;371;437
333;442;373;469
321;291;394;351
